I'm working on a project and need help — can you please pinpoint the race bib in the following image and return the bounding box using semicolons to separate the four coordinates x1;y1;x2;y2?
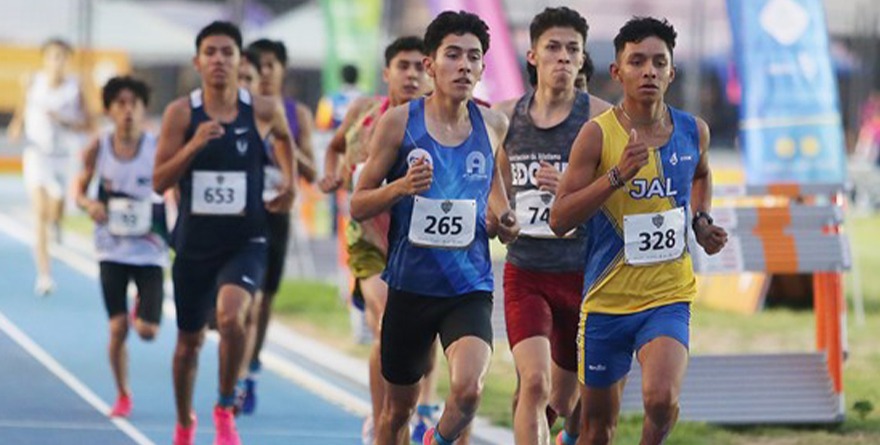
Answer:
263;165;282;202
408;196;476;249
192;170;246;215
107;197;152;236
515;189;573;238
623;207;687;265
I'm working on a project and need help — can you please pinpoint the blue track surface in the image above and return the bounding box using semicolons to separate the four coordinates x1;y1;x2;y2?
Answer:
0;229;362;445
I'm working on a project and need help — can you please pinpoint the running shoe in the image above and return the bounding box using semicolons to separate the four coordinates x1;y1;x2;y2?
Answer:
411;404;440;443
34;274;54;297
241;376;256;415
173;412;197;445
556;430;577;445
213;405;241;445
361;415;374;445
109;393;132;418
422;426;435;445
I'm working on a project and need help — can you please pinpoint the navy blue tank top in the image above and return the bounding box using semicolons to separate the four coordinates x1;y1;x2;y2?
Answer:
382;98;495;297
174;88;267;259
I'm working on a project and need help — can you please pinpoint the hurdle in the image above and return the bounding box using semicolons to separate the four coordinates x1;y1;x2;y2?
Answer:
620;183;850;424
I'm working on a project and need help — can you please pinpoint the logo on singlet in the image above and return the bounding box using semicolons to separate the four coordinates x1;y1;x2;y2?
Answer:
407;148;433;167
236;139;248;155
629;178;678;200
464;151;487;181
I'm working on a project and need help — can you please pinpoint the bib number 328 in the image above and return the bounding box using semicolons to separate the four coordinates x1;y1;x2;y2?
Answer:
408;196;476;249
623;207;686;265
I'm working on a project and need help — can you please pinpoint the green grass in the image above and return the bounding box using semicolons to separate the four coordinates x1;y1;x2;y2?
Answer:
271;214;880;443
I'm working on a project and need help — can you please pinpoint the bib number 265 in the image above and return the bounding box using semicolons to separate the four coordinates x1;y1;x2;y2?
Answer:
425;215;463;235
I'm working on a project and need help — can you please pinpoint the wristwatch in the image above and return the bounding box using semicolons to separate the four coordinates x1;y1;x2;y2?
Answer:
692;211;713;232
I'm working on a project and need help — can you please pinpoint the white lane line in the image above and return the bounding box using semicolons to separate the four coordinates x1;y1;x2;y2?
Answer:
0;212;372;419
0;312;155;445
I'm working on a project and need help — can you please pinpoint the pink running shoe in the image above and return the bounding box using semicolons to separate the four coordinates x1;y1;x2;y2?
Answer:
213;405;242;445
422;426;434;445
109;394;132;417
173;412;197;445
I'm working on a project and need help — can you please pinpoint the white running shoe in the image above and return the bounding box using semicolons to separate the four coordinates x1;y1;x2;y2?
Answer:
34;275;55;297
361;415;374;445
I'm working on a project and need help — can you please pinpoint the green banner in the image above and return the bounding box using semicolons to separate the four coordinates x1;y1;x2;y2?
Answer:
319;0;383;94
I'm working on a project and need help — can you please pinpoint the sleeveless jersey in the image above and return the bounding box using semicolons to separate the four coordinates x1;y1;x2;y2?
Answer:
174;88;267;259
345;97;391;253
382;98;495;297
93;132;168;266
583;106;700;314
24;72;83;155
504;90;591;272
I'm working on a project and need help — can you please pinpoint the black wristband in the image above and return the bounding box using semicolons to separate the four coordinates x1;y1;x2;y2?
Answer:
692;211;713;232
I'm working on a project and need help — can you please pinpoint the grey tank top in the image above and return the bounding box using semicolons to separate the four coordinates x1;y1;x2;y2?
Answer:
504;90;591;272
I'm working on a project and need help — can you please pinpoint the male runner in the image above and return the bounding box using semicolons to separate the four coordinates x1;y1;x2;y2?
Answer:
238;37;316;415
351;11;519;445
153;21;296;445
550;17;728;445
74;76;167;419
7;38;94;295
320;36;443;444
493;7;610;445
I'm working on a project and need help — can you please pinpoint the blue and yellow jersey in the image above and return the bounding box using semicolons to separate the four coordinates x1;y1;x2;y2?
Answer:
582;106;700;314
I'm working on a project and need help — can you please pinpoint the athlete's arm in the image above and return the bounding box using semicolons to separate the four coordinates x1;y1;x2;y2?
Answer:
691;117;727;255
490;97;517;120
153;98;222;193
320;97;373;193
350;105;421;222
550;121;610;235
260;96;297;212
6;74;30;143
73;138;106;223
293;103;317;183
483;106;519;243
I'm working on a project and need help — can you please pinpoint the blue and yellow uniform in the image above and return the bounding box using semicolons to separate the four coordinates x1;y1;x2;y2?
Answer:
578;106;700;387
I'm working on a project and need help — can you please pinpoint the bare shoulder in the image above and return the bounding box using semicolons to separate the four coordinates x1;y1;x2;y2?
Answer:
588;94;613;117
491;97;518;120
349;96;379;116
251;93;283;121
377;102;409;128
478;104;509;138
295;102;314;119
162;97;191;124
694;115;710;147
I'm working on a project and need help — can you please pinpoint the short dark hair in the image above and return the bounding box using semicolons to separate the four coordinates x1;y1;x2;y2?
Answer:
195;21;242;52
614;17;677;60
384;36;426;67
526;51;593;87
242;49;261;70
529;7;589;46
341;64;358;84
102;76;150;110
42;37;73;55
247;38;287;66
424;10;490;56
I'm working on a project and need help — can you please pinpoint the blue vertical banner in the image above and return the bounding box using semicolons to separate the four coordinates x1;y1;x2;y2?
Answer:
727;0;846;185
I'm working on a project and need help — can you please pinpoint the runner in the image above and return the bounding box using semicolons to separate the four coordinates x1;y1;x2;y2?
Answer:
7;37;94;295
153;21;297;445
73;76;167;419
350;11;519;445
319;36;441;444
550;17;728;445
493;7;610;445
238;49;261;92
238;37;316;416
